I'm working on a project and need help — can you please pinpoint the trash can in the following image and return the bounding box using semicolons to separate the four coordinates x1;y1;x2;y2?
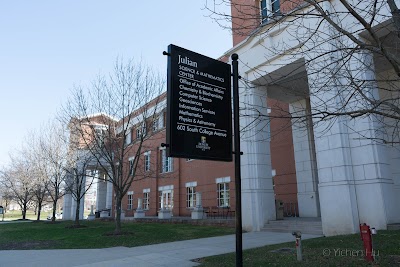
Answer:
275;200;284;220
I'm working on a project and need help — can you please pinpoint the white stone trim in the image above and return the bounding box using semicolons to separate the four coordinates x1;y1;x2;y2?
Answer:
143;188;150;193
215;176;231;184
158;185;173;191
127;191;134;195
185;181;197;187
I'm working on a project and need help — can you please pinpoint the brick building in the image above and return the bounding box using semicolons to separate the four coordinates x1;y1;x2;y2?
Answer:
64;0;400;236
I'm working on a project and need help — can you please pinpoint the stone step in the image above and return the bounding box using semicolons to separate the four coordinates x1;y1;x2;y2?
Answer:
387;223;400;230
262;218;323;235
262;227;323;235
268;221;322;226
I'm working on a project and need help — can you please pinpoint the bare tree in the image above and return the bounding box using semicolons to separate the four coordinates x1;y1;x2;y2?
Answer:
205;0;400;143
63;150;97;226
62;58;164;234
0;186;13;214
18;129;51;221
39;122;68;222
0;155;35;220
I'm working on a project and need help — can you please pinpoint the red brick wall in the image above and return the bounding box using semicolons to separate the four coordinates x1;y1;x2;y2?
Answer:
120;126;236;217
231;0;305;46
267;99;298;204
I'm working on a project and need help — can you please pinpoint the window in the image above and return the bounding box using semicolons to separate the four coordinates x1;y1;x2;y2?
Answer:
115;163;120;178
136;123;147;139
271;0;280;15
217;183;230;207
186;182;197;208
94;127;107;146
152;118;158;132
158;114;164;129
260;0;280;23
142;122;147;137
158;185;173;210
129;157;135;176
144;151;151;172
127;191;133;210
143;188;150;210
125;130;132;146
160;149;173;173
136;128;142;140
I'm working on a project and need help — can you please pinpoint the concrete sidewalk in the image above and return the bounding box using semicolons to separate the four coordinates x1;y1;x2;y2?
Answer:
0;231;322;267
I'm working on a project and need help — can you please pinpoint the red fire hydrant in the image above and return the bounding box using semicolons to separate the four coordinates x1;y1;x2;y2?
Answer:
359;223;374;262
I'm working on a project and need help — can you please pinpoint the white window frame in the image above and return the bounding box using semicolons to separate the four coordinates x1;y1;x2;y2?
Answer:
185;182;197;208
160;148;173;173
216;177;231;207
127;191;134;210
260;0;280;23
158;185;174;210
143;188;150;210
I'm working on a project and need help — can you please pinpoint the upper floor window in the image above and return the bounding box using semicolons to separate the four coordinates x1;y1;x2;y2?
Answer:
144;151;151;172
260;0;280;23
125;130;132;146
129;157;135;176
152;115;164;132
136;128;141;140
160;148;173;173
94;127;107;146
152;119;158;132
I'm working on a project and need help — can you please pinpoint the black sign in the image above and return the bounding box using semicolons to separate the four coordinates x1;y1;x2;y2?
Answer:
166;44;232;161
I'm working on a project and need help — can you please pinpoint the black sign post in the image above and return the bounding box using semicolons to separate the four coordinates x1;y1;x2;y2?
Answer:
232;53;243;267
165;44;232;161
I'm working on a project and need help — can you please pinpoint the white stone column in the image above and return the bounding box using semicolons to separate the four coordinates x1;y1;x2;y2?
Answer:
345;50;400;228
306;46;400;235
240;85;275;231
62;193;72;220
289;99;320;217
96;178;107;211
105;180;113;210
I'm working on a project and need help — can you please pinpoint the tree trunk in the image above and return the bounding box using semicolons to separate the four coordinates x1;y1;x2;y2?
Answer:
74;198;81;226
114;196;122;234
22;202;27;220
37;201;43;221
52;200;57;222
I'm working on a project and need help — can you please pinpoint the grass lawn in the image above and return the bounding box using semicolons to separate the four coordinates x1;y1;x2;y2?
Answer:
0;220;235;250
198;230;400;267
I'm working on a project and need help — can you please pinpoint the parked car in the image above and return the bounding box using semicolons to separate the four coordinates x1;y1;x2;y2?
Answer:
47;212;62;220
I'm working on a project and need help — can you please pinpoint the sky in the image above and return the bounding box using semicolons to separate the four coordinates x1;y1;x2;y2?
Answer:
0;1;232;167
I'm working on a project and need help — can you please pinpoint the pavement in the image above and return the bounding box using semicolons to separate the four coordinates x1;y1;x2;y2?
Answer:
0;231;322;267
